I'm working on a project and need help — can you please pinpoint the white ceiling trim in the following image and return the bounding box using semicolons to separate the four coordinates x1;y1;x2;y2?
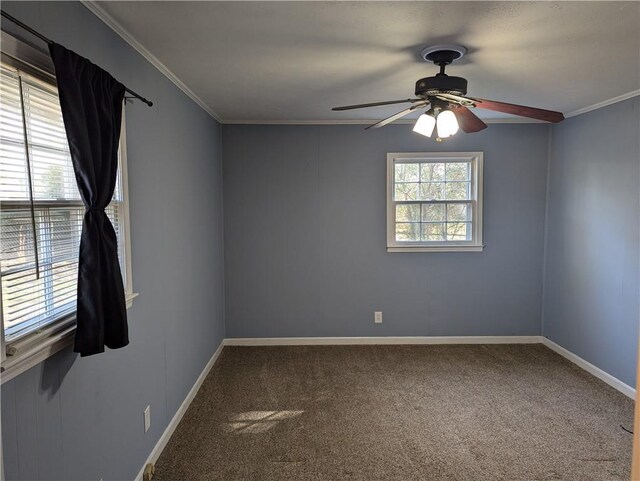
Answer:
215;90;640;124
82;1;639;126
81;1;222;122
565;89;640;118
205;87;640;125
222;117;544;125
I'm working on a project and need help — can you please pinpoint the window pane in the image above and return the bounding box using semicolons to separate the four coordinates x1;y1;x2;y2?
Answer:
421;223;445;241
419;182;444;200
22;78;81;202
0;68;29;200
2;270;47;337
394;182;419;201
1;209;36;276
421;204;444;222
395;223;420;241
446;162;470;181
395;163;419;183
445;181;469;200
446;222;471;241
47;207;83;263
50;259;78;314
395;204;420;222
447;203;471;222
1;206;81;340
420;163;445;182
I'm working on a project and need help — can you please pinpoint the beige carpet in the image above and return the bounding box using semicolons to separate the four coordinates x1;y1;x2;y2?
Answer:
154;344;633;480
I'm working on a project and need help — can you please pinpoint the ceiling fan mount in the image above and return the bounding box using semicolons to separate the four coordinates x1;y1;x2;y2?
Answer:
419;44;467;65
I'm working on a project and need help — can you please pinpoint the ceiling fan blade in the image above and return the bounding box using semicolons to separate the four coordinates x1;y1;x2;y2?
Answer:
365;102;428;130
452;107;487;133
332;98;423;111
473;97;564;123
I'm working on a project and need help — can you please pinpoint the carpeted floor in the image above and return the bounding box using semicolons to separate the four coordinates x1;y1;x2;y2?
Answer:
153;344;634;480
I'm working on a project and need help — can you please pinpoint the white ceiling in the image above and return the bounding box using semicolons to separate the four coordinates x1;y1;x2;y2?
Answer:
95;1;640;123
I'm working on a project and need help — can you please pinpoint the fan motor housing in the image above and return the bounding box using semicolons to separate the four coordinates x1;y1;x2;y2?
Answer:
415;75;468;97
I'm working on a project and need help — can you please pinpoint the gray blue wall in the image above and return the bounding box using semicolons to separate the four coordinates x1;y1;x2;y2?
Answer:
1;2;638;479
543;96;640;387
223;124;550;338
1;2;225;480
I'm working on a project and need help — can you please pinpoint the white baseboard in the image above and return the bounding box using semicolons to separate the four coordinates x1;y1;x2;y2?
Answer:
541;337;635;399
224;335;543;346
134;340;225;481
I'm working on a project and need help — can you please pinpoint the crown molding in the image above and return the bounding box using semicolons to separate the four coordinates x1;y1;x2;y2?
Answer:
565;89;640;118
81;1;222;122
223;89;640;125
222;117;543;125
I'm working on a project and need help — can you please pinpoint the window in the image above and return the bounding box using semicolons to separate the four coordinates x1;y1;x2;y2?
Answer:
0;36;134;378
387;152;483;252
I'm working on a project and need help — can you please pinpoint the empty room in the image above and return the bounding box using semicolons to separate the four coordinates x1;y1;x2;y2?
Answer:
0;1;639;480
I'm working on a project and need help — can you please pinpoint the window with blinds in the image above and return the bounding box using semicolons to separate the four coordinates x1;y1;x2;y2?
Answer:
0;62;127;343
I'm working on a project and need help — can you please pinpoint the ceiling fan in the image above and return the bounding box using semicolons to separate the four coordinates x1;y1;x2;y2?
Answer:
332;45;565;140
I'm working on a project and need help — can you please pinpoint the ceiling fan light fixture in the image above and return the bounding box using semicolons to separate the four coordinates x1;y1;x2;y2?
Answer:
436;110;459;138
413;113;436;137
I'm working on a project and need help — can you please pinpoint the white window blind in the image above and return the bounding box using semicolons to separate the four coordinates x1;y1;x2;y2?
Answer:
0;63;126;343
387;152;484;252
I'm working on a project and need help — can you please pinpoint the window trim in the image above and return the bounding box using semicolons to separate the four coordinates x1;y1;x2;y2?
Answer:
0;34;137;383
386;152;484;253
119;112;136;304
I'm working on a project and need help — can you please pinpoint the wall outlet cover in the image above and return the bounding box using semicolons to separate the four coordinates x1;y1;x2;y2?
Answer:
144;405;151;433
374;311;383;324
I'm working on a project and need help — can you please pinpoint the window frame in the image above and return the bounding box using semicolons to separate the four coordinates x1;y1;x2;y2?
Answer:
0;32;136;383
386;152;484;253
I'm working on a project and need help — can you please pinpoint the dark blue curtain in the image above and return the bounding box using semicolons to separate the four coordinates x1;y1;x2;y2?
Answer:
49;43;128;356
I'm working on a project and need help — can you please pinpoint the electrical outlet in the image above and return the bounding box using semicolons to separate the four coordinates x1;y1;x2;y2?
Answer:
144;405;151;433
374;311;383;324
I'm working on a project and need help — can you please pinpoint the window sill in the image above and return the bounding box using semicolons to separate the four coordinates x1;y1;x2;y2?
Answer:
387;245;485;253
125;292;139;309
1;292;139;384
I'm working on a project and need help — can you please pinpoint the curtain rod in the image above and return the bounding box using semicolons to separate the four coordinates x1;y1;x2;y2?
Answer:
1;10;153;107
